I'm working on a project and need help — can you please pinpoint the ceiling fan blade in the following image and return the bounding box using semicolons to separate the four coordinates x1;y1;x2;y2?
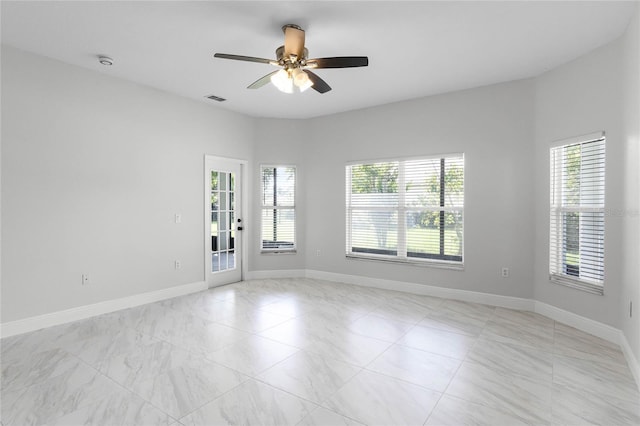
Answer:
305;70;332;94
214;53;274;65
283;25;305;58
248;71;279;89
306;56;369;69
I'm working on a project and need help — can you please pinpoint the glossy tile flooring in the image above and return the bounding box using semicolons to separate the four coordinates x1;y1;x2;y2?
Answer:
1;278;639;425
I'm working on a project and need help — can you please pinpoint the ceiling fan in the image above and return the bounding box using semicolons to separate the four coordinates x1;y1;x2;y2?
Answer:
214;24;368;94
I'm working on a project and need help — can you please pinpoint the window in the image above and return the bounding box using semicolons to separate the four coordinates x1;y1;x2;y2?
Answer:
346;155;464;266
261;165;296;252
549;132;606;294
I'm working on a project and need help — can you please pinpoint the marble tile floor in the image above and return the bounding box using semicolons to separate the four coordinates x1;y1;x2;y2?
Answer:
1;278;639;425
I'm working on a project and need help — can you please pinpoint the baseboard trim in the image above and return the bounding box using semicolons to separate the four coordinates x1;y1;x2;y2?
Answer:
246;269;306;280
303;269;626;344
619;332;640;391
533;301;621;344
0;281;207;338
304;269;534;311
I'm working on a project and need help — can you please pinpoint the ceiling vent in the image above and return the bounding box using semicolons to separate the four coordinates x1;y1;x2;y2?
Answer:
206;94;226;102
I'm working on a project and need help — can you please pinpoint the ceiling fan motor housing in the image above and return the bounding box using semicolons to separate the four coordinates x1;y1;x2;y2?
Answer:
276;46;309;67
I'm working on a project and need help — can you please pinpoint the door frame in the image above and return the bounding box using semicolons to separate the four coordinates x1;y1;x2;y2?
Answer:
204;155;249;288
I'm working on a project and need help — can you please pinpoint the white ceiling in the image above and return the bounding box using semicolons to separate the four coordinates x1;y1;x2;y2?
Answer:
1;1;635;119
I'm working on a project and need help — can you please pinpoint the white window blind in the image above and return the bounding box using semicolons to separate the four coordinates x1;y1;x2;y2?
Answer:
549;134;606;294
346;155;464;265
261;165;296;252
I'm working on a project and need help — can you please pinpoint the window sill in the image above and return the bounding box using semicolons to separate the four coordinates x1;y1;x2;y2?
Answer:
346;254;464;271
261;250;297;255
549;273;604;295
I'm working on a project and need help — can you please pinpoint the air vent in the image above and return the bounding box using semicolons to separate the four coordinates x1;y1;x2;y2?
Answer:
206;95;226;102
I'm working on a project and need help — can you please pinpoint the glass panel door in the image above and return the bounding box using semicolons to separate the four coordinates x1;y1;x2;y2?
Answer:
205;156;242;287
211;171;236;273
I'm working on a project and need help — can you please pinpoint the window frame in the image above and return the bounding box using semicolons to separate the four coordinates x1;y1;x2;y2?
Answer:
260;164;297;254
549;131;606;295
345;154;465;269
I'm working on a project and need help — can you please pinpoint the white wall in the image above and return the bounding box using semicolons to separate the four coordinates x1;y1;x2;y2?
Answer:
621;5;640;363
1;46;255;323
303;80;536;299
533;38;625;327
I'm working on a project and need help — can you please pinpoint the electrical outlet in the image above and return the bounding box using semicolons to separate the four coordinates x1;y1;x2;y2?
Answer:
82;274;90;285
501;267;509;278
174;260;181;270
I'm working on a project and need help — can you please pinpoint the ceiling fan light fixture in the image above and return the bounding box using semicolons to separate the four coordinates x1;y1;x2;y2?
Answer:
270;69;293;93
292;68;313;92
